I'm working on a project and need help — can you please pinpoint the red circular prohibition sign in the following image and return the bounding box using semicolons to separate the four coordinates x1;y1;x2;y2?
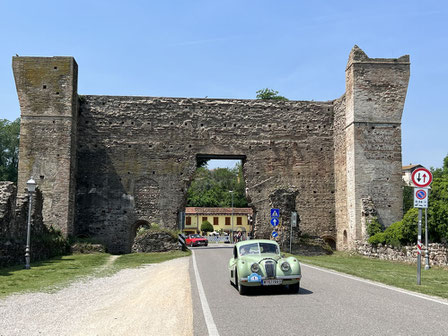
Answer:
416;189;427;200
411;167;433;188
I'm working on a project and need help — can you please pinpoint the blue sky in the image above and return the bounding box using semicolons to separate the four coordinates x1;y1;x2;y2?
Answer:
1;1;447;169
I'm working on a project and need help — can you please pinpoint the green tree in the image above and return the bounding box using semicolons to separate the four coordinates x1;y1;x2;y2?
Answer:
186;164;248;207
0;118;20;183
256;88;288;101
201;220;213;234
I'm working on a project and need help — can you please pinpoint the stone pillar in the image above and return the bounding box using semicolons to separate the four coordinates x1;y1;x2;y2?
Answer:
12;57;78;236
344;46;410;247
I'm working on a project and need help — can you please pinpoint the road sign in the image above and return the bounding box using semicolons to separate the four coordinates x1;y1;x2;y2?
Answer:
271;208;280;218
272;231;278;238
291;212;297;228
270;218;279;227
411;167;433;188
414;188;428;208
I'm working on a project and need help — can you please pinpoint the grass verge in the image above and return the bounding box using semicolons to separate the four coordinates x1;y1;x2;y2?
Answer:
0;250;191;298
297;252;448;299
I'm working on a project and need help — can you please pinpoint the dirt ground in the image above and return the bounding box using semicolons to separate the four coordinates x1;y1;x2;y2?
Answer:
0;256;193;336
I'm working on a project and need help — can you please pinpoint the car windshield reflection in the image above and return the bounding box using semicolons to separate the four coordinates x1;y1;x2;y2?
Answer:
239;242;279;256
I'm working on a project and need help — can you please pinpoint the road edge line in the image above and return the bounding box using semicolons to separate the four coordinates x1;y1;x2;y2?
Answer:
192;250;220;336
302;263;448;306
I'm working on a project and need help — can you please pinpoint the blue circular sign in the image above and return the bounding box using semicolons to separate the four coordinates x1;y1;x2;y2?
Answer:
270;218;279;226
272;231;278;238
416;189;427;200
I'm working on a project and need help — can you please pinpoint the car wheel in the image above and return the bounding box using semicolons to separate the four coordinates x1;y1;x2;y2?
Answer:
288;282;300;294
236;271;248;295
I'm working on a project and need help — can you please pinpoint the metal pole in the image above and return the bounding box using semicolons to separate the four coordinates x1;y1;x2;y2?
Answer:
25;191;33;270
417;208;422;285
425;207;430;270
290;216;293;253
231;191;234;243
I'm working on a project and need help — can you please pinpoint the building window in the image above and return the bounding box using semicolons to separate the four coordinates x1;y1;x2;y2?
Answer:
202;217;207;223
237;217;242;225
225;217;230;225
213;217;219;226
186;217;191;226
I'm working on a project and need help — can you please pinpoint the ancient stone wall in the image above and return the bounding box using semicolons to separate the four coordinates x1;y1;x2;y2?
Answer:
344;46;410;247
12;57;78;236
76;96;336;253
11;46;410;253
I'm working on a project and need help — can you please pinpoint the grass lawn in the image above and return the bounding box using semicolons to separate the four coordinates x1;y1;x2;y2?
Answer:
297;252;448;299
0;250;191;298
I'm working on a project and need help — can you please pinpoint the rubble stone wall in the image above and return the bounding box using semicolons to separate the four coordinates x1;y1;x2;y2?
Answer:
356;242;448;267
11;46;411;253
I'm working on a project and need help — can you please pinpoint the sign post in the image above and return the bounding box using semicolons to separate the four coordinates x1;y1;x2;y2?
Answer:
290;212;297;253
411;167;432;285
270;208;280;241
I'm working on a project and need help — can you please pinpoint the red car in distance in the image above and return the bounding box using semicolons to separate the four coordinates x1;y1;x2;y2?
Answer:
186;234;208;247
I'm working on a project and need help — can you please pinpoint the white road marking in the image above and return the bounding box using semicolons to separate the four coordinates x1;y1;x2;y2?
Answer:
302;263;448;307
192;250;220;336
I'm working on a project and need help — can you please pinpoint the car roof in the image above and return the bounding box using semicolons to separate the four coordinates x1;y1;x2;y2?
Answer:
235;239;279;247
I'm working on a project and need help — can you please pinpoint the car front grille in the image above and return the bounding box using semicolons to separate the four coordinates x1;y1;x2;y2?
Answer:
264;261;276;278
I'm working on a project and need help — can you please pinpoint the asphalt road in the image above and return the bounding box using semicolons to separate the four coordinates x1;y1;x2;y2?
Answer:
190;245;448;336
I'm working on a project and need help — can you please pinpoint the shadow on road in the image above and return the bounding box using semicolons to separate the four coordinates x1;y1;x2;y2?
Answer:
235;285;313;297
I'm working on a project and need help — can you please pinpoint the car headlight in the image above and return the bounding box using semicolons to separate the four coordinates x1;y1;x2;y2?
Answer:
281;261;290;272
251;263;260;273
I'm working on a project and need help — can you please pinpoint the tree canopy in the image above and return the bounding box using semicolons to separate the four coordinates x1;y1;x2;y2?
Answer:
372;154;448;245
256;88;288;101
0;118;20;183
186;163;248;208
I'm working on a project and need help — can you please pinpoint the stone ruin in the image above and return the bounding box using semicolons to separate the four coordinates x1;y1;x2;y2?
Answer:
8;46;410;253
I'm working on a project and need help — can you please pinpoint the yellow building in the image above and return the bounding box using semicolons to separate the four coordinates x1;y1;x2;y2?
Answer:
184;207;253;238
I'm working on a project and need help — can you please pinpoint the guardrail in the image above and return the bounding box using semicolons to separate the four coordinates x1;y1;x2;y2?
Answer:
207;236;231;243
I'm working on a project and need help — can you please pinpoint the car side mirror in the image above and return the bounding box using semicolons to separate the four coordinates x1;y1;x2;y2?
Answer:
281;253;286;258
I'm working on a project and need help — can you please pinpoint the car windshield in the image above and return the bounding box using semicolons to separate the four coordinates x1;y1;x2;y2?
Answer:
239;242;279;256
190;234;201;238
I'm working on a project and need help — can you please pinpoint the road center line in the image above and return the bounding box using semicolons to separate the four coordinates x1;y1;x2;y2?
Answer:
302;263;448;307
192;250;220;336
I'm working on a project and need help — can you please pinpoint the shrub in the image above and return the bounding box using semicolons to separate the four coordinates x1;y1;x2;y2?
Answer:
200;220;213;234
368;232;386;245
366;217;382;237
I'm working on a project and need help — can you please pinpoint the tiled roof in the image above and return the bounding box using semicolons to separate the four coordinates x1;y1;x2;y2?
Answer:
185;207;253;215
402;164;423;170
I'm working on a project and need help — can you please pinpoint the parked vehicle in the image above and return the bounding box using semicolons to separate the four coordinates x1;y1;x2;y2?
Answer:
186;234;208;247
228;239;301;295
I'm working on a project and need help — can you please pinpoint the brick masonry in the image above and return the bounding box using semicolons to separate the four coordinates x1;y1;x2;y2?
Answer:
11;46;410;253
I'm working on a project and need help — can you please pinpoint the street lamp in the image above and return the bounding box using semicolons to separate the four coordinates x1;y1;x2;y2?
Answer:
229;190;234;243
25;176;37;270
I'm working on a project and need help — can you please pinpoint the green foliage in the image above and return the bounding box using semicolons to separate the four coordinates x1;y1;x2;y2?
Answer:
35;226;71;257
200;220;213;233
0;118;20;182
403;184;413;214
256;88;288;100
368;209;418;247
368;232;386;245
186;163;248;207
366;217;382;237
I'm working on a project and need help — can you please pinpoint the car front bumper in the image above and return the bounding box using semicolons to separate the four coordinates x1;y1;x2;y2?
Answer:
239;274;302;286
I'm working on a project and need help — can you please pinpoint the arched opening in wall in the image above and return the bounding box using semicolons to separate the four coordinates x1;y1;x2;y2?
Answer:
184;154;253;242
343;230;348;245
131;220;151;244
322;236;336;250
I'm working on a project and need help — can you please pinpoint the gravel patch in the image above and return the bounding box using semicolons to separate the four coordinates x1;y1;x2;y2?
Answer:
0;256;193;336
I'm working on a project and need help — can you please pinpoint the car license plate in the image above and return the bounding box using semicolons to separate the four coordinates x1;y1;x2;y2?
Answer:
262;279;282;286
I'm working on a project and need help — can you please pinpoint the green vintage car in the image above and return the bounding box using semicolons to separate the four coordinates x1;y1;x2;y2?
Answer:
228;239;302;295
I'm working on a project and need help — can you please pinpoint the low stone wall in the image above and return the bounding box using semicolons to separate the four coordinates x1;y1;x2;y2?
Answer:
132;231;181;252
356;242;448;267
